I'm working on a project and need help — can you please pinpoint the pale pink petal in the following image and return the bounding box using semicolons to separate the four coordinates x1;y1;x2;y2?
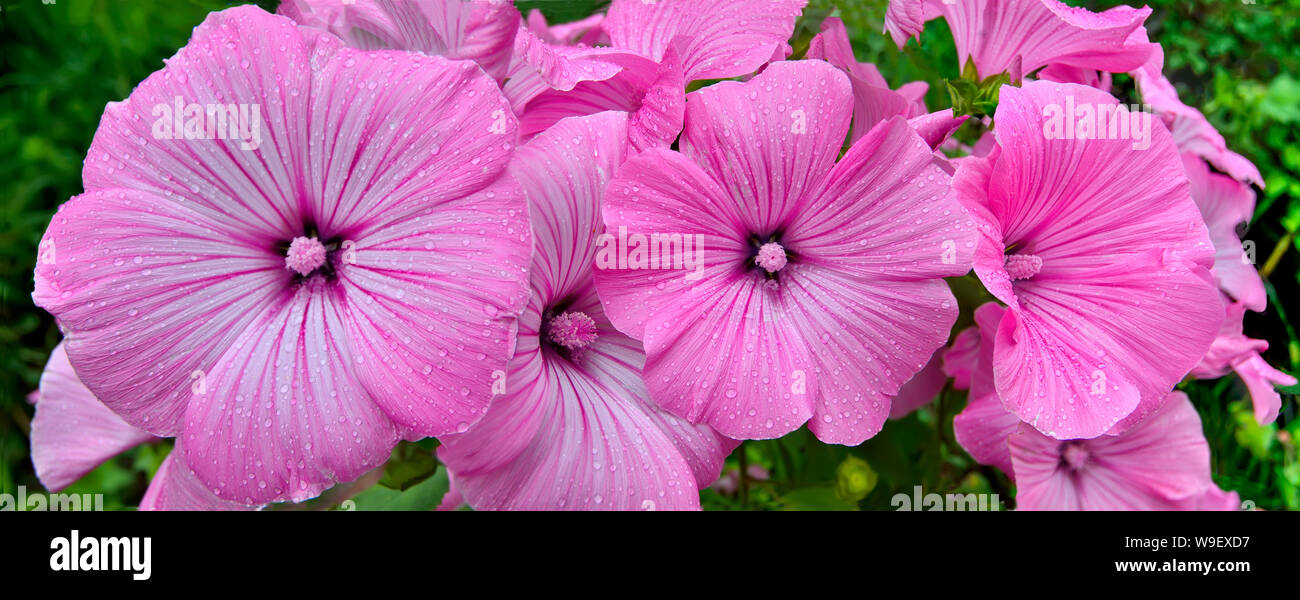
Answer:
1178;486;1241;511
952;303;1019;478
1233;354;1296;426
526;9;607;46
1183;153;1265;311
605;0;806;82
30;343;157;492
140;443;261;511
941;326;980;390
888;351;946;419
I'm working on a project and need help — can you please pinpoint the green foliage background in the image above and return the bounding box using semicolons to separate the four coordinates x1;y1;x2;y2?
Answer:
0;0;1296;510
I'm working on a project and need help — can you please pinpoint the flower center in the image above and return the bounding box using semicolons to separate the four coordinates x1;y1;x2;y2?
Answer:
755;242;788;273
1004;253;1042;281
285;236;329;276
1062;442;1090;471
547;311;599;350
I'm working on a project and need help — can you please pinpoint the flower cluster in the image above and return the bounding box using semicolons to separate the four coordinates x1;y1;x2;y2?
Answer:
28;0;1291;510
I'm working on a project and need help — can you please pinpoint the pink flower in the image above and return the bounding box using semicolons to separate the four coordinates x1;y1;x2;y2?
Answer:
507;0;807;151
1132;46;1263;187
1009;392;1224;510
31;343;256;510
808;16;968;149
888;352;947;420
951;80;1222;439
32;7;532;504
885;0;1156;79
941;326;980;391
278;0;520;82
524;8;607;46
594;61;976;444
1183;153;1265;311
951;303;1021;479
438;112;736;510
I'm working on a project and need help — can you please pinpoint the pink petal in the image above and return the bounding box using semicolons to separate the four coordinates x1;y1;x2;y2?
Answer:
605;0;806;82
886;0;1157;78
941;326;980;390
1233;354;1296;426
888;351;946;419
681;60;853;236
140;443;261;511
526;9;607;46
30;343;157;492
183;285;399;505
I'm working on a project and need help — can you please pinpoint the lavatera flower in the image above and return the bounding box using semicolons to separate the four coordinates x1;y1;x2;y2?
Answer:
438;111;737;510
594;60;977;444
32;6;532;505
950;80;1222;440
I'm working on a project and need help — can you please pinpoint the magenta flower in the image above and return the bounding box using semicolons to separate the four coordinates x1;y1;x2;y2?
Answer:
885;0;1156;79
278;0;520;82
32;7;532;504
1132;47;1264;187
1009;392;1229;510
523;8;607;47
951;80;1222;439
594;61;976;444
438;112;736;509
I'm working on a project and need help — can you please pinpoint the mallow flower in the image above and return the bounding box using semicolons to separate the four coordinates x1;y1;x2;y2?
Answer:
278;0;520;82
505;0;807;151
885;0;1156;80
1008;391;1233;511
594;60;976;444
32;6;532;504
1182;153;1265;311
438;112;736;509
950;80;1222;439
31;343;256;510
1191;300;1296;425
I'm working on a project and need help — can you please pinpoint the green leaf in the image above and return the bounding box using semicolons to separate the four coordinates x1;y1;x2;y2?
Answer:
351;468;451;511
781;486;859;511
378;440;438;490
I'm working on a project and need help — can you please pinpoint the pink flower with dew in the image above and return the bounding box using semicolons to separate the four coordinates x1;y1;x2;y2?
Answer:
31;343;257;510
1183;153;1265;311
885;0;1156;80
524;8;607;46
1191;300;1295;425
594;61;977;444
950;80;1222;440
32;7;532;504
506;0;807;152
278;0;520;82
1009;392;1228;510
1131;46;1263;187
952;302;1019;479
438;112;736;510
807;16;967;148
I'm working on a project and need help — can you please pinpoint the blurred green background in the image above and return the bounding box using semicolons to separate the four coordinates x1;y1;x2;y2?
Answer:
0;0;1296;510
